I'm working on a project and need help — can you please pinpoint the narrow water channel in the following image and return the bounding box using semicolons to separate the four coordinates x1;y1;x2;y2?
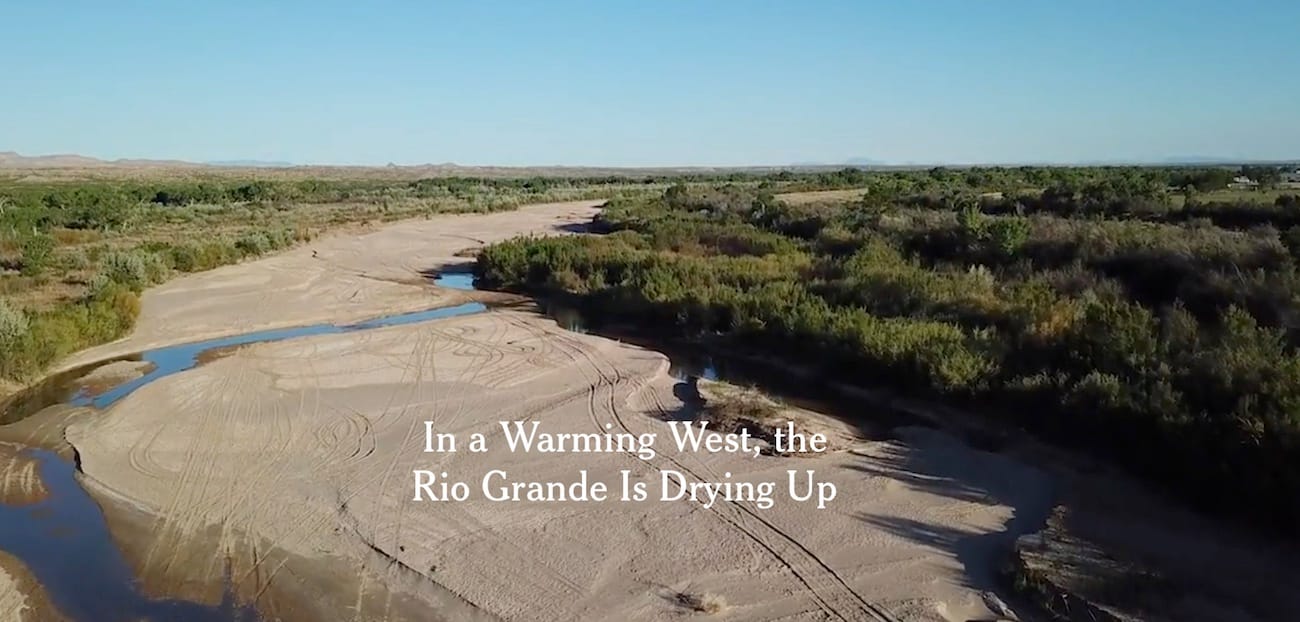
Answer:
0;274;486;621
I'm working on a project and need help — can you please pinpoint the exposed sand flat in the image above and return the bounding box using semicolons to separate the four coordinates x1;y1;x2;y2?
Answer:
0;557;26;622
59;200;605;369
775;188;868;205
75;360;153;389
0;443;46;507
67;308;1050;621
0;552;61;622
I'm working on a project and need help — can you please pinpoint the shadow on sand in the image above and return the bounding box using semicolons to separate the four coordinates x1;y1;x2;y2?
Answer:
850;429;1055;617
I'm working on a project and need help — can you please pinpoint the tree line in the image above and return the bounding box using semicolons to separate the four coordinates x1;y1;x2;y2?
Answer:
477;180;1300;532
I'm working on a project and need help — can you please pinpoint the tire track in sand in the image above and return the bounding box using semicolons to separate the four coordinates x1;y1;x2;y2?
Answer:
412;313;591;604
525;317;898;622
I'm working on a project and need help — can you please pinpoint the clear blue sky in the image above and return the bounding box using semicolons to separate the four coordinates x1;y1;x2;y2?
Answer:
3;1;1297;166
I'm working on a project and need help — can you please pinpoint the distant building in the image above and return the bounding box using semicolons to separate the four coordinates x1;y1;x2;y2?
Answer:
1230;175;1259;189
1284;169;1300;184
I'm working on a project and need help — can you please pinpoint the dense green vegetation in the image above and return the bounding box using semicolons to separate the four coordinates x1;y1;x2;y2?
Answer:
0;221;307;382
0;175;666;233
476;167;1300;530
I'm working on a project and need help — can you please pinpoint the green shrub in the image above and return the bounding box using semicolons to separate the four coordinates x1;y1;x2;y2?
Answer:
100;250;150;291
169;240;237;272
235;231;273;256
19;234;54;277
0;298;28;350
168;243;202;272
987;217;1030;257
60;247;91;271
143;251;171;284
0;285;140;381
84;272;108;297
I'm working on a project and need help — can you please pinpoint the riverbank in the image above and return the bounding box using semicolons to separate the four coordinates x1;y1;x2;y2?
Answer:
0;199;1069;621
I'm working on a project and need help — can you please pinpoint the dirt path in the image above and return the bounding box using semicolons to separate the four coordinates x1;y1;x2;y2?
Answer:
49;200;1052;621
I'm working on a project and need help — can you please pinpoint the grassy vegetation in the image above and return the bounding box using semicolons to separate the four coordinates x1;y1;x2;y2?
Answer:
475;165;1300;531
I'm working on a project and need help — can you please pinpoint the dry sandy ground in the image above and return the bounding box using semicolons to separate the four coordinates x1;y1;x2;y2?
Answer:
0;443;46;506
775;188;868;206
0;553;29;622
66;309;1050;621
36;200;1052;621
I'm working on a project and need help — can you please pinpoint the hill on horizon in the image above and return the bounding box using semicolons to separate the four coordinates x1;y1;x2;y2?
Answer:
2;150;1297;173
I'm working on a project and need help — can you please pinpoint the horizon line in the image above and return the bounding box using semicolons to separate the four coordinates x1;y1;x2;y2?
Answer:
2;150;1298;171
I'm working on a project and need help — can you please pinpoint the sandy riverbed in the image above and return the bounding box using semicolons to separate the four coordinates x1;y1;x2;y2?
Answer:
68;308;1050;621
0;443;46;507
35;200;1054;621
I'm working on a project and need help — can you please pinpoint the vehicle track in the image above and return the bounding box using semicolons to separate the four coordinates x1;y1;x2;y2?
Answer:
531;321;899;622
312;312;590;617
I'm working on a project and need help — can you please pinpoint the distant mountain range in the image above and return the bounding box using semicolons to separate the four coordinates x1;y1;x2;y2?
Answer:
0;151;199;169
0;150;1294;171
790;157;887;167
0;152;297;170
205;159;296;168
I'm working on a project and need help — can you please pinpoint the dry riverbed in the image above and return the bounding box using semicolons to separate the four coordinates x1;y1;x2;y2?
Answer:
12;199;1056;621
69;306;1056;621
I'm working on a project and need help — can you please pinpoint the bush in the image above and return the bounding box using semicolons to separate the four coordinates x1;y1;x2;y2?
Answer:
235;231;273;256
0;298;28;350
987;217;1030;257
19;234;54;277
233;228;293;257
169;239;241;272
143;251;171;284
100;250;150;291
84;273;112;299
60;247;90;271
0;285;140;381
